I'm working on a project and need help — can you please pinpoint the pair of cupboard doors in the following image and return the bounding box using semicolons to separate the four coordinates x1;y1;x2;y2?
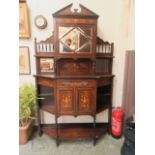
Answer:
57;80;96;116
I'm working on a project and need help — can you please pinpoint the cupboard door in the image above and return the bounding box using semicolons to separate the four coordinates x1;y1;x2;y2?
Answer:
57;88;75;115
76;88;96;114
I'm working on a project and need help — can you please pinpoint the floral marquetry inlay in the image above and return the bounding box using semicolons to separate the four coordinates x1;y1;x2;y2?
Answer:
62;94;71;108
78;91;91;109
59;91;72;108
62;62;89;72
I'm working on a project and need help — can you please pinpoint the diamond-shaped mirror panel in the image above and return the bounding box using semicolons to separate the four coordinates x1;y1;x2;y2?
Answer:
59;26;92;53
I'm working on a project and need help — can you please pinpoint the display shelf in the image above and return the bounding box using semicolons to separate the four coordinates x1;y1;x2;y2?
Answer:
34;53;55;58
97;93;111;97
42;123;108;140
97;103;109;113
40;104;55;114
38;93;53;97
96;53;114;58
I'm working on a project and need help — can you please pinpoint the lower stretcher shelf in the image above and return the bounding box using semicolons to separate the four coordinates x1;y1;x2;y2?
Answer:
41;123;109;140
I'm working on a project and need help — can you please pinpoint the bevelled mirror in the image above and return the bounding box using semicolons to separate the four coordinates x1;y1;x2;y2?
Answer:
59;26;92;53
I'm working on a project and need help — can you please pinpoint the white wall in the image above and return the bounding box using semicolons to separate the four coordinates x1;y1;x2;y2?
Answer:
19;0;134;123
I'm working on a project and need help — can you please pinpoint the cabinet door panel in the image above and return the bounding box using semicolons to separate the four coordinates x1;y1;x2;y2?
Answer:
77;88;96;114
57;88;75;115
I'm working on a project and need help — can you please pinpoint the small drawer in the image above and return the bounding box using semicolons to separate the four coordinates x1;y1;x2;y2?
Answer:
57;80;96;88
38;78;55;87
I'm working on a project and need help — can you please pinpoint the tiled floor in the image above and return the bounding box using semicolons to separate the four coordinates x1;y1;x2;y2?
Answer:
19;133;124;155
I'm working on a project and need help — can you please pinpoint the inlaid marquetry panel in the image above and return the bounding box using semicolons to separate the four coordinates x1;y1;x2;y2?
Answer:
57;60;93;76
57;88;75;114
77;88;96;114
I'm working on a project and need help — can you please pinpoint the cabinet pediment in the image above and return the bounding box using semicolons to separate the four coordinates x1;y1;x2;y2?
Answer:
53;3;98;19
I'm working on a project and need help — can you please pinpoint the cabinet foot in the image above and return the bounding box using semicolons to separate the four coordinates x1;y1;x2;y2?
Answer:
93;138;96;146
56;139;60;146
38;128;42;136
108;125;111;135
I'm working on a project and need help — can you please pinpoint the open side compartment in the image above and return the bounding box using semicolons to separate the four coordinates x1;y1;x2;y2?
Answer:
38;84;55;114
97;84;111;113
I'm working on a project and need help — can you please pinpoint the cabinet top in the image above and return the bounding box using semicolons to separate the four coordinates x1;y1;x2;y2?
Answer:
52;3;99;19
34;74;114;79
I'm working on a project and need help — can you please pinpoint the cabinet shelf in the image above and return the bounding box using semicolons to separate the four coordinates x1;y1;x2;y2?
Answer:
42;123;109;140
97;103;109;113
40;104;55;114
96;53;114;58
98;93;111;97
56;55;95;61
38;93;53;97
34;53;55;58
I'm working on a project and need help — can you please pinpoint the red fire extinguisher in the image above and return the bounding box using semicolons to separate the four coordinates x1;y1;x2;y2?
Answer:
112;107;124;137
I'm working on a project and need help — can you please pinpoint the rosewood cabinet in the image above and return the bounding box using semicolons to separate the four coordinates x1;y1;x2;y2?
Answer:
34;3;114;146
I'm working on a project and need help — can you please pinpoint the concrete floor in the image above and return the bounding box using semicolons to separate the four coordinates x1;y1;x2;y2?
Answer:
19;133;124;155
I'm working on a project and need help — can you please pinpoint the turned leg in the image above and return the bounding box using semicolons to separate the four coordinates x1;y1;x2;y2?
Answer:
37;106;42;136
93;115;96;146
93;138;96;146
55;115;60;146
108;106;112;135
56;138;60;146
108;81;113;135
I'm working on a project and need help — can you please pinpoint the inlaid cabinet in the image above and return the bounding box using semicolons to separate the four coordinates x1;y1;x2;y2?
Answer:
34;3;114;146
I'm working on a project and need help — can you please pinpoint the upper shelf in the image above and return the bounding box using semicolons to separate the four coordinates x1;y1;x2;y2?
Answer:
34;35;114;58
96;54;114;58
34;35;54;55
96;36;114;57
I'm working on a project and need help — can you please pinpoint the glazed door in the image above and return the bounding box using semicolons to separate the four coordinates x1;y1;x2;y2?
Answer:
76;88;96;115
57;87;75;115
